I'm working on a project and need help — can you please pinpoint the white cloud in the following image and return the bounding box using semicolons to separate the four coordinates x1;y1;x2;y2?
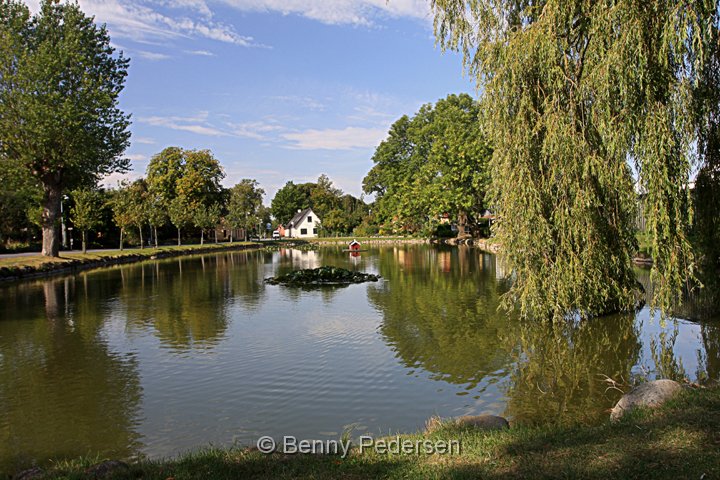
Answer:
229;121;283;140
155;0;213;18
133;137;157;145
137;50;172;60
27;0;265;48
282;126;387;150
139;112;286;139
126;153;149;162
185;49;216;56
139;113;229;136
220;0;431;26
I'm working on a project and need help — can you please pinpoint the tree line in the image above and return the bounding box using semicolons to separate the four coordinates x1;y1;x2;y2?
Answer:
59;146;269;253
3;0;719;321
362;93;492;237
1;142;373;253
40;149;376;253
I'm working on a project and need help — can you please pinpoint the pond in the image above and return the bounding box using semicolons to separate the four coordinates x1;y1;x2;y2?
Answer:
0;245;718;473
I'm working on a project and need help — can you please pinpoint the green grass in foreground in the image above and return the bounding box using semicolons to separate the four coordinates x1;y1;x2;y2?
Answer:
0;242;257;271
30;386;720;479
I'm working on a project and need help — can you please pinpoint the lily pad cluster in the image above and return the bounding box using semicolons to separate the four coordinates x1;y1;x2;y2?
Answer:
265;266;380;286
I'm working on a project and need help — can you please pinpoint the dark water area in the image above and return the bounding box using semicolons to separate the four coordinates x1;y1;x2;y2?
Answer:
0;245;717;474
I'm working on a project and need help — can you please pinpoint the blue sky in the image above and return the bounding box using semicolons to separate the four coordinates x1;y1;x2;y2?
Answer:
27;0;475;201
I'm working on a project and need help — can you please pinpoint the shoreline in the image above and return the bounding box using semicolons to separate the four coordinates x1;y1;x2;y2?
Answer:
9;385;719;479
0;236;652;285
0;242;263;284
0;237;429;284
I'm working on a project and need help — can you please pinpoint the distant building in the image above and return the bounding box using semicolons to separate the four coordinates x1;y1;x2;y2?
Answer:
274;224;287;238
285;208;321;238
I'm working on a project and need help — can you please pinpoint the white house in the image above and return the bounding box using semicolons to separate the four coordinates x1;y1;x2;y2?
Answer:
285;208;321;238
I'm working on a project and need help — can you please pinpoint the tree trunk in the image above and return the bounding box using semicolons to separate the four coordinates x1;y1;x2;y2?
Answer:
177;227;182;246
230;231;233;243
40;177;62;257
200;229;204;245
138;225;144;249
154;226;159;248
215;228;218;243
119;228;124;251
82;230;87;254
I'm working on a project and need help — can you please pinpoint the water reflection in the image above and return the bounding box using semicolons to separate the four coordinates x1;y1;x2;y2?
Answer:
369;247;515;389
0;277;142;474
113;251;273;350
367;246;718;426
0;245;717;474
504;316;641;425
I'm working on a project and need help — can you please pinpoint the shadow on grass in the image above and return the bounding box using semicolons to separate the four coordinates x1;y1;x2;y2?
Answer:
475;388;720;479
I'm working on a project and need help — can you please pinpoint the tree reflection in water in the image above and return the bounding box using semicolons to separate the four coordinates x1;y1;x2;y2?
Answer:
369;245;717;426
119;251;267;350
0;277;143;473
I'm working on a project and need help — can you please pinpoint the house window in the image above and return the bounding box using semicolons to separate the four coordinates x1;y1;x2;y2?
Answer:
307;216;312;223
313;228;317;235
300;228;307;235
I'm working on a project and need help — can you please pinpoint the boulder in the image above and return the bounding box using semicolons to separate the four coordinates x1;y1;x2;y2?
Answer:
427;414;509;433
454;414;509;430
610;379;682;421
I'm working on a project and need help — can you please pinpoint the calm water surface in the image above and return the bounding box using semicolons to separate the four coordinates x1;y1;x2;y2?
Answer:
0;245;718;473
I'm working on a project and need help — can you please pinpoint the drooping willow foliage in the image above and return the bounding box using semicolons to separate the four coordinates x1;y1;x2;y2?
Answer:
431;0;720;319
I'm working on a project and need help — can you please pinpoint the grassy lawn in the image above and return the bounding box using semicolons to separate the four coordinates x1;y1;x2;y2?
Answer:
29;385;720;479
0;242;259;272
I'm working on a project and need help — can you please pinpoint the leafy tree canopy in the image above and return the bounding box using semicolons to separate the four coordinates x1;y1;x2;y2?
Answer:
363;93;492;234
0;0;131;256
431;0;720;318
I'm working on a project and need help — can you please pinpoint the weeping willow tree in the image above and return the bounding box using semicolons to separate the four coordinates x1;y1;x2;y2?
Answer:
431;0;719;319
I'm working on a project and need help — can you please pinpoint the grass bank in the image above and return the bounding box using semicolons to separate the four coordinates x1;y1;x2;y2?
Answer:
21;385;720;479
0;242;261;283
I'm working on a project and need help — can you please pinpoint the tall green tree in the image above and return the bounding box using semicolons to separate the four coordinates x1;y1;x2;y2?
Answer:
227;179;265;242
0;0;130;257
145;191;166;248
363;94;491;235
176;149;225;208
146;147;185;207
110;184;134;251
413;94;491;236
193;202;221;245
271;181;307;224
69;188;104;254
127;179;149;249
168;196;194;246
363;115;418;231
431;0;719;318
310;174;342;220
